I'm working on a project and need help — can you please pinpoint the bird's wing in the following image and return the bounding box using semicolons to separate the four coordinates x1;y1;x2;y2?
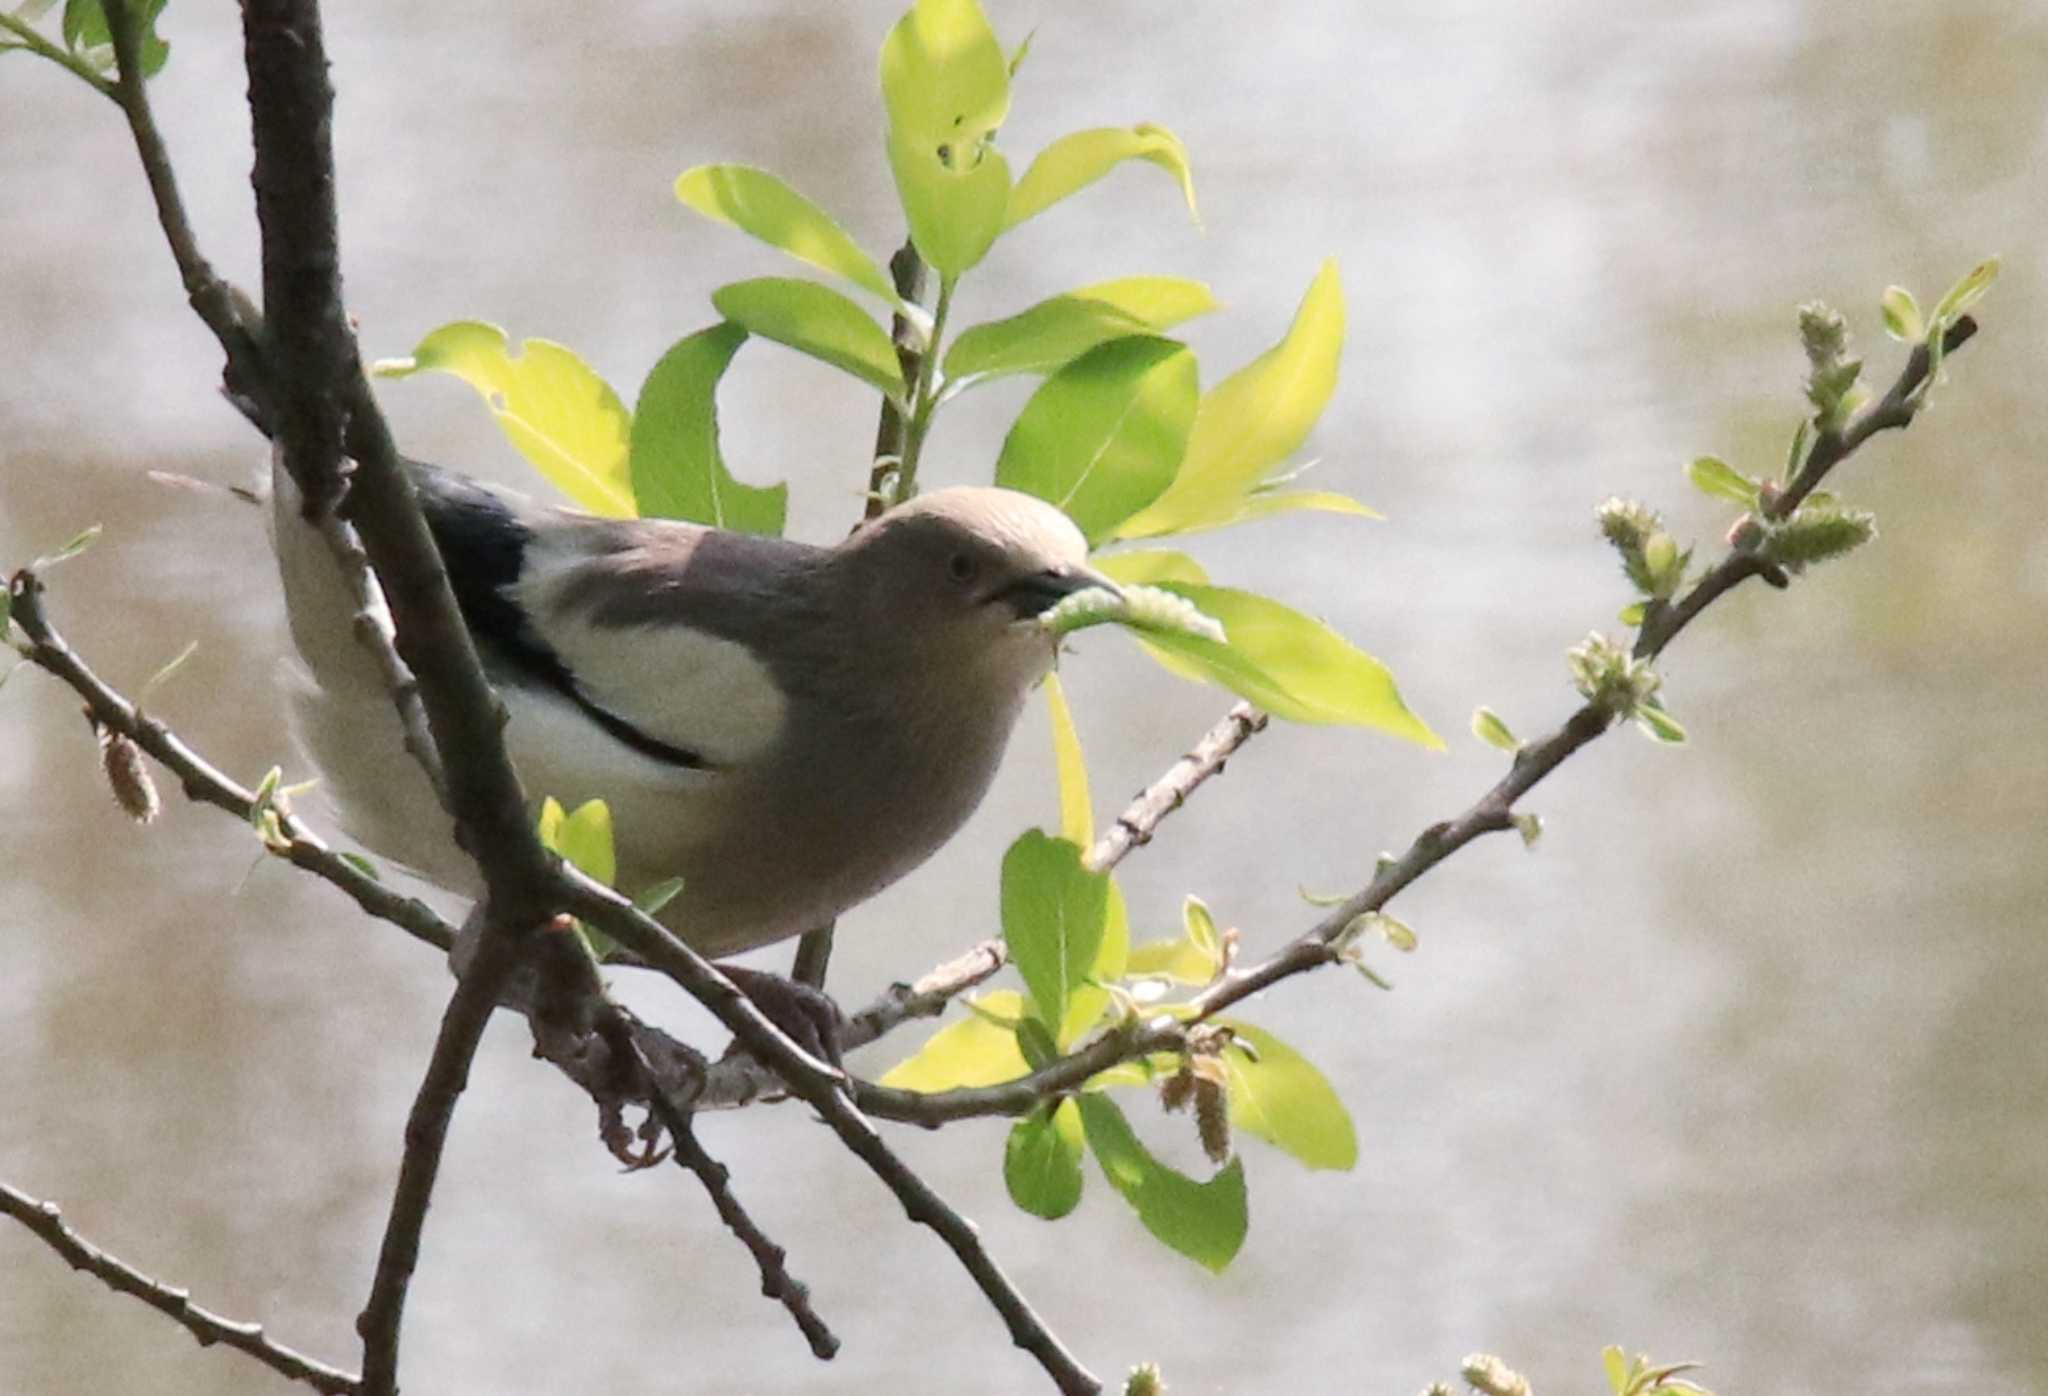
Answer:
401;466;798;773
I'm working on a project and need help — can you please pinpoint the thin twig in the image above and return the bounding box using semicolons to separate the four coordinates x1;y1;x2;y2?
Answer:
100;0;271;415
560;878;1100;1395
5;570;458;953
0;1180;362;1395
695;940;1010;1110
592;1009;841;1360
296;450;448;802
1083;702;1269;875
356;917;523;1396
863;240;932;518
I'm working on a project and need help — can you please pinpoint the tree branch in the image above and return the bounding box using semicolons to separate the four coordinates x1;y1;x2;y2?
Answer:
1084;702;1268;875
794;241;938;990
851;319;1984;1128
590;1007;841;1360
4;569;458;954
356;915;521;1396
0;1180;361;1395
559;879;1101;1394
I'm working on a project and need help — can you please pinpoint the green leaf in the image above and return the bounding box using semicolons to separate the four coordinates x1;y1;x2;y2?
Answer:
338;851;380;881
1075;1094;1247;1272
376;322;634;518
1931;256;1999;324
1213;1020;1357;1171
1879;285;1923;343
880;0;1013;276
1221;488;1381;528
1116;261;1346;539
1002;830;1110;1030
1685;455;1761;508
537;797;616;887
1043;672;1092;847
1095;877;1129;982
1005;1099;1085;1219
1636;702;1687;745
629;323;788;534
879;990;1032;1090
1182;894;1219;959
53;0;166;76
1470;706;1519;752
1603;1346;1631;1395
996;337;1197;544
633;876;686;917
943;277;1217;384
1005;123;1199;230
1125;937;1218;985
1133;583;1440;746
673;164;900;308
32;522;101;569
1093;549;1210;588
710;277;906;401
1076;276;1220;327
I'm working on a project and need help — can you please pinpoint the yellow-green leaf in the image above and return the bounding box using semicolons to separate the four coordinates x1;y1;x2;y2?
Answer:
1136;583;1440;746
1005;1099;1084;1219
1076;276;1218;327
537;796;616;888
674;164;900;308
1932;256;1999;324
1214;1019;1357;1170
1043;672;1092;847
710;277;906;401
880;0;1013;276
996;337;1197;544
1116;261;1347;539
944;277;1215;384
629;324;788;534
1125;937;1219;985
376;321;634;517
879;989;1031;1090
1006;123;1199;230
1093;549;1210;588
1076;1093;1247;1272
1223;488;1381;528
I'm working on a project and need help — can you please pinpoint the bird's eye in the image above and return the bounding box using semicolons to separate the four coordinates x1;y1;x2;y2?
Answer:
947;552;979;585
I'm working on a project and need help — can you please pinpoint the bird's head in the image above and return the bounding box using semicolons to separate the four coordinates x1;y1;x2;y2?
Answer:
836;486;1120;682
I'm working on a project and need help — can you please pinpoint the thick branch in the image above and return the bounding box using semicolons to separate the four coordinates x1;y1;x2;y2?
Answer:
0;1180;361;1395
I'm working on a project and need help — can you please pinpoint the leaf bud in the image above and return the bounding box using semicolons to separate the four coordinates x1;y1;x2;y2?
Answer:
1193;1073;1232;1165
1123;1363;1167;1396
1763;506;1877;572
1461;1354;1533;1396
96;723;160;824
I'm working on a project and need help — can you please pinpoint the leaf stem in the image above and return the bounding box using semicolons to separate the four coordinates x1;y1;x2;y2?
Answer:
894;273;956;504
0;14;116;96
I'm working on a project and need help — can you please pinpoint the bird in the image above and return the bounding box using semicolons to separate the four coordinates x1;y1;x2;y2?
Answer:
270;459;1120;961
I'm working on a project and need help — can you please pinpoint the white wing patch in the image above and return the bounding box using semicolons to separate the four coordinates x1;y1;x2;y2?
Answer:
533;607;789;769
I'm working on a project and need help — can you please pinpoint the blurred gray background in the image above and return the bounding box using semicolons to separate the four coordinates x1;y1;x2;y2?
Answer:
3;2;2045;1392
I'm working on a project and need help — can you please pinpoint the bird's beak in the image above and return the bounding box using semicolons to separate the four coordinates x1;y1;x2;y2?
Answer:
997;563;1125;619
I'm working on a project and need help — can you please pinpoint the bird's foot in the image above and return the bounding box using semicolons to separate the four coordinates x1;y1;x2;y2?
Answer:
715;963;846;1070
